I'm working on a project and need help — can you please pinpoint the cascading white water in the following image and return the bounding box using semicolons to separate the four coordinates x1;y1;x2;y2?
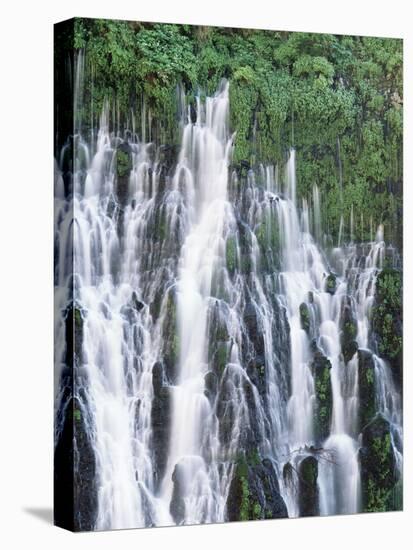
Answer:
160;81;235;524
54;65;403;529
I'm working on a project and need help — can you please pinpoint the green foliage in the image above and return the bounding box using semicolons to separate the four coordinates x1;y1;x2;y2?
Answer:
312;354;332;440
373;269;402;361
358;350;376;429
300;457;318;486
72;19;402;244
299;303;310;333
116;149;131;178
365;433;393;512
239;477;250;521
376;269;402;310
366;368;374;385
233;452;263;521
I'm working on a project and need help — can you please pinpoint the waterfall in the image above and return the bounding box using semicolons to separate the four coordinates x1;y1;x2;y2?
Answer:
160;81;234;524
54;72;403;530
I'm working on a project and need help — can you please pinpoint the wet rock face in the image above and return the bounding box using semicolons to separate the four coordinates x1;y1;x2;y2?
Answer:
158;144;180;172
359;414;400;512
115;142;133;207
215;367;261;450
170;462;186;525
298;456;319;517
55;398;98;531
311;351;332;442
325;273;337;295
243;301;265;356
227;454;288;522
151;362;171;487
372;268;403;388
73;398;98;531
299;302;311;333
204;370;218;402
246;354;266;397
65;306;84;368
340;298;359;363
225;235;238;275
54;396;75;530
208;301;231;378
358;349;376;429
161;289;180;384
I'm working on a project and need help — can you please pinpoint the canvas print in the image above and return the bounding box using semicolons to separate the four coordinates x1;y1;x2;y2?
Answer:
54;18;403;531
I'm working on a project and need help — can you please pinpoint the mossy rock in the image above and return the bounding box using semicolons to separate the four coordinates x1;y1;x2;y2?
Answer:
254;214;281;272
161;288;180;383
65;305;84;368
359;414;400;513
151;379;171;488
170;462;186;525
211;341;230;378
340;299;358;363
299;302;311;333
226;453;288;522
225;235;238;275
246;354;266;397
204;370;218;401
243;301;265;356
311;351;332;442
115;142;132;206
298;456;319;516
208;301;230;342
72;398;98;530
325;272;337;295
372;268;402;387
358;349;376;430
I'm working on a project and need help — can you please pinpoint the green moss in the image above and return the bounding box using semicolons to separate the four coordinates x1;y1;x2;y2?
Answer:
74;308;82;328
247;448;261;467
325;273;337;294
171;334;180;363
116;149;131;177
252;502;262;519
298;456;319;516
364;433;393;511
365;479;389;512
372;269;402;380
213;342;229;376
344;320;356;339
391;478;403;511
162;290;180;380
239;477;250;521
300;457;317;485
361;415;399;513
299;303;310;333
225;236;237;274
312;354;332;440
230;452;264;521
358;350;376;429
366;368;374;385
74;409;81;422
254;211;280;272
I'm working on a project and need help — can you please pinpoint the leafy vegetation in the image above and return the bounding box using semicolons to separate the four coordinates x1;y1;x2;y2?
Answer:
361;416;398;513
372;268;402;384
71;18;402;245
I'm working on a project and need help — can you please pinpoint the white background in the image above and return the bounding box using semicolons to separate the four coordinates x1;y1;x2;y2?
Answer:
0;0;411;548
